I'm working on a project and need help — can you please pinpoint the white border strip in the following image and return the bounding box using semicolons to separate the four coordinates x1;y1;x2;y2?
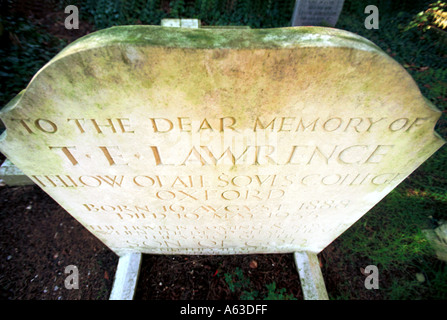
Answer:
109;253;142;300
294;251;329;300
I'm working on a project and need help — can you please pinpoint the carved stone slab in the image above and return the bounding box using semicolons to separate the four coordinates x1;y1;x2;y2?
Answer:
0;26;444;256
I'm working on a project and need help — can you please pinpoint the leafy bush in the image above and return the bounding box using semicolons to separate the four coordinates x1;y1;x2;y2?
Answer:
0;16;66;106
405;1;447;31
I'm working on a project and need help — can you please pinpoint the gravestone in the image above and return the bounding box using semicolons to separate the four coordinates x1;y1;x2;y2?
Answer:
0;25;444;299
291;0;345;27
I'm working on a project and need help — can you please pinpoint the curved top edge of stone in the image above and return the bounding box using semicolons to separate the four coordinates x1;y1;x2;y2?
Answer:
52;25;386;60
0;26;444;145
423;97;447;143
0;25;386;115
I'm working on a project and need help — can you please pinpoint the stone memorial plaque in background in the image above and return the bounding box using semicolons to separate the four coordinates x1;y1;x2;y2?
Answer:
291;0;345;27
0;26;444;257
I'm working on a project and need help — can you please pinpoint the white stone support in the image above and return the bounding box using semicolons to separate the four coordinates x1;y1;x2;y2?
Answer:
109;253;142;300
0;159;34;186
161;18;200;28
294;251;329;300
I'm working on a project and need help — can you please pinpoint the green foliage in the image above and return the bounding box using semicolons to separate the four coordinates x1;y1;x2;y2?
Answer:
223;267;296;300
342;0;432;15
264;282;296;300
385;261;447;300
323;2;446;300
223;267;251;294
63;0;295;29
405;1;447;32
337;190;434;271
0;16;66;107
425;263;447;299
386;278;426;300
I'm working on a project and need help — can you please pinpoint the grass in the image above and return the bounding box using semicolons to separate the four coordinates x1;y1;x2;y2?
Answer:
222;267;296;300
326;1;447;300
1;0;446;299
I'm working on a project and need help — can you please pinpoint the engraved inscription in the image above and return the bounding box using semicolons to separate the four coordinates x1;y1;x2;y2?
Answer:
1;27;443;255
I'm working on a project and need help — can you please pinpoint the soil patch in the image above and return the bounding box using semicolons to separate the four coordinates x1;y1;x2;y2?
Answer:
0;185;388;300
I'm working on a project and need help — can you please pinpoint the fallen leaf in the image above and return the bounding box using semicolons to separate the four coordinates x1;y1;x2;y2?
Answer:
249;260;258;269
104;271;109;280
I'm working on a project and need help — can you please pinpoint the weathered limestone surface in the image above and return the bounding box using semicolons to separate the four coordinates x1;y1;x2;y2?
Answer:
424;221;447;262
0;26;444;256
